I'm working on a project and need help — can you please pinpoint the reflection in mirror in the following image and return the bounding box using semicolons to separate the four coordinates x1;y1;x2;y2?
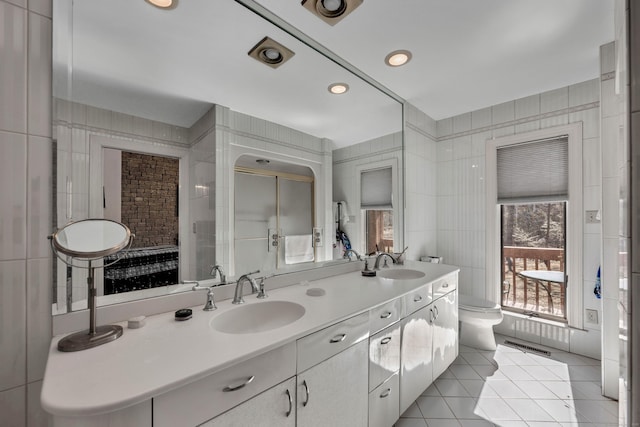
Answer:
52;0;403;314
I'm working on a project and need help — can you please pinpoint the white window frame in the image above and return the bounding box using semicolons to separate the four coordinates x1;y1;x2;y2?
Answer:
485;123;583;329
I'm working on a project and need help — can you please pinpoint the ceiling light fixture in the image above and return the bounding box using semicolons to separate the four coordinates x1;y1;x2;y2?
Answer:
328;83;349;94
301;0;363;26
248;37;295;69
385;50;412;67
144;0;177;10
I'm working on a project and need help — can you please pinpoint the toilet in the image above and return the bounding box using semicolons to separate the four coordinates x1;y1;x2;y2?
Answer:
458;293;503;351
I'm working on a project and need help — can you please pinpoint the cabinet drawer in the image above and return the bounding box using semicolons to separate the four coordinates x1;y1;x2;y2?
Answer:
369;298;403;335
369;323;400;392
403;283;432;315
368;373;399;427
297;311;369;373
153;342;296;427
433;273;457;299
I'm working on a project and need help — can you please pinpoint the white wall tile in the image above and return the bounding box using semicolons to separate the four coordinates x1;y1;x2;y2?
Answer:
29;0;51;17
569;108;600;139
569;78;599;107
514;318;541;344
26;258;51;383
602;358;619;399
601;79;619;118
540;87;569;113
471;131;491;157
494;313;515;337
436;140;453;162
540;323;570;352
471;107;492;129
452;136;472;160
515;94;540;119
602;116;620;177
540;114;568;129
514;121;540;134
0;385;25;427
582;137;601;187
492;101;515;125
0;260;26;391
602;177;619;238
86;105;111;130
600;41;616;74
27;12;51;138
452;113;471;133
0;2;27;133
437;117;453;137
569;328;601;359
0;131;27;260
27;136;52;259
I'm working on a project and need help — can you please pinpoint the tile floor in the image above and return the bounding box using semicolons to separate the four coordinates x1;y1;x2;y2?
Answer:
395;335;618;427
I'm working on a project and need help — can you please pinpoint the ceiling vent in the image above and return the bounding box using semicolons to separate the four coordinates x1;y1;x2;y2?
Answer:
301;0;363;26
248;37;295;69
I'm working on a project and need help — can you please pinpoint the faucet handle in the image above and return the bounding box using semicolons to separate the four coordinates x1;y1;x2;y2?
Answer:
257;277;268;299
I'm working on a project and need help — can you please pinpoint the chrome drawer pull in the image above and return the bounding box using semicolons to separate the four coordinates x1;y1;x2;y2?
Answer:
434;305;439;318
380;311;393;319
380;337;392;345
429;308;434;324
223;375;255;392
442;282;449;288
413;295;423;302
330;333;347;343
380;388;391;398
302;380;310;407
285;389;292;417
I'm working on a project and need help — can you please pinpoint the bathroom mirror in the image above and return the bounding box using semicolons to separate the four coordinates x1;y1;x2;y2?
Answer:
52;0;403;314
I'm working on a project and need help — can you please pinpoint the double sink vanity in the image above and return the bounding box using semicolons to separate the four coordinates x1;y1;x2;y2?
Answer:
42;261;459;427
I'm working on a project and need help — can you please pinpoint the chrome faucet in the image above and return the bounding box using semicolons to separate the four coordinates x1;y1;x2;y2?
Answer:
210;264;226;284
373;252;397;270
343;249;362;261
185;280;217;311
232;270;260;304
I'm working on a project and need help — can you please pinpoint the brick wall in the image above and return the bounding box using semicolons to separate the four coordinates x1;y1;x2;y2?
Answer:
121;152;179;247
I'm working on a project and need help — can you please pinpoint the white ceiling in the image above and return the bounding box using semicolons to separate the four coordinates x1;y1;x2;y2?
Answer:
257;0;615;120
55;0;614;148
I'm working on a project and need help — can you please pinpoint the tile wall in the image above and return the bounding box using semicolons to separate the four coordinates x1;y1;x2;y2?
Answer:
0;0;53;425
435;78;603;359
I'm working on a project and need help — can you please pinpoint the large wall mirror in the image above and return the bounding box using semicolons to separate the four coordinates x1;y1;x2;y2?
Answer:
52;0;403;314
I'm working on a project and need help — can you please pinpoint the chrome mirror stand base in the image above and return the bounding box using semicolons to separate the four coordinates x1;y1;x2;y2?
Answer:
57;324;123;352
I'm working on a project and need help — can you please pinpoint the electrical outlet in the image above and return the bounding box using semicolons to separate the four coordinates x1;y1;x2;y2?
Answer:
585;210;600;224
585;309;598;324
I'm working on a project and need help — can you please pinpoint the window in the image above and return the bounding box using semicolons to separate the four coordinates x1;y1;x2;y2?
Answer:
361;167;393;255
486;124;583;327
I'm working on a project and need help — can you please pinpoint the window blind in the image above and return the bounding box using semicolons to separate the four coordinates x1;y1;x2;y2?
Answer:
497;136;568;204
361;167;392;209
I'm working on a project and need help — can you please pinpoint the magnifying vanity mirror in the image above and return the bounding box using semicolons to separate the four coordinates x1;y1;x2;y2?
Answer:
50;219;133;350
52;0;404;315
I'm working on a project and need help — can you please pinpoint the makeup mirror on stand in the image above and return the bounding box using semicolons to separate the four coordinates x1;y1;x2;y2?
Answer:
49;219;134;351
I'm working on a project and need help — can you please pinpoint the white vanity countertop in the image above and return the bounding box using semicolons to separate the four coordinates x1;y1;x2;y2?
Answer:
41;261;458;417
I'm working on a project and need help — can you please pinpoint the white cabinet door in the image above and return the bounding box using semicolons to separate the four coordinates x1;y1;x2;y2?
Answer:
399;304;434;415
201;377;296;427
432;290;458;380
297;340;369;427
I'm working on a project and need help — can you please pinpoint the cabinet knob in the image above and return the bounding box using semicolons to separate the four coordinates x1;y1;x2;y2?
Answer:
380;337;392;345
380;388;391;398
380;311;393;319
442;282;449;288
413;295;423;303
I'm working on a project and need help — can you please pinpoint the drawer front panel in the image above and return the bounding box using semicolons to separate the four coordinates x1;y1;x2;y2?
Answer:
433;272;457;299
368;373;399;427
403;283;432;315
368;323;401;392
297;311;369;373
153;342;296;427
369;298;403;335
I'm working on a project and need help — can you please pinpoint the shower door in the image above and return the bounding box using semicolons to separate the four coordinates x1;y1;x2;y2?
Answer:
234;169;314;274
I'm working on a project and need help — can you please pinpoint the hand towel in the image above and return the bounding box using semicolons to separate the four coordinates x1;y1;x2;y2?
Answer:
284;234;314;264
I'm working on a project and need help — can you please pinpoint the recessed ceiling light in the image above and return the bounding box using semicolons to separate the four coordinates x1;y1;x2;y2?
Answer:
301;0;363;26
328;83;349;94
144;0;177;10
248;37;295;69
385;50;412;67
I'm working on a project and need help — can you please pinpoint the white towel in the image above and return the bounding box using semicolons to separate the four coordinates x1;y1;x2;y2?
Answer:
284;235;314;264
333;201;350;228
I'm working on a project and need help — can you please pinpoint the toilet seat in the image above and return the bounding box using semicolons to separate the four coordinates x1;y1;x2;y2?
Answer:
458;294;501;313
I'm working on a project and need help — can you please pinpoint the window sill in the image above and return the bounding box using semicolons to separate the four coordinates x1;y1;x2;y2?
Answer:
502;310;571;329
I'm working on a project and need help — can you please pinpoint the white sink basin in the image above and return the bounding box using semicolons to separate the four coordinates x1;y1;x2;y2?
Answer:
377;269;426;280
211;301;305;334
